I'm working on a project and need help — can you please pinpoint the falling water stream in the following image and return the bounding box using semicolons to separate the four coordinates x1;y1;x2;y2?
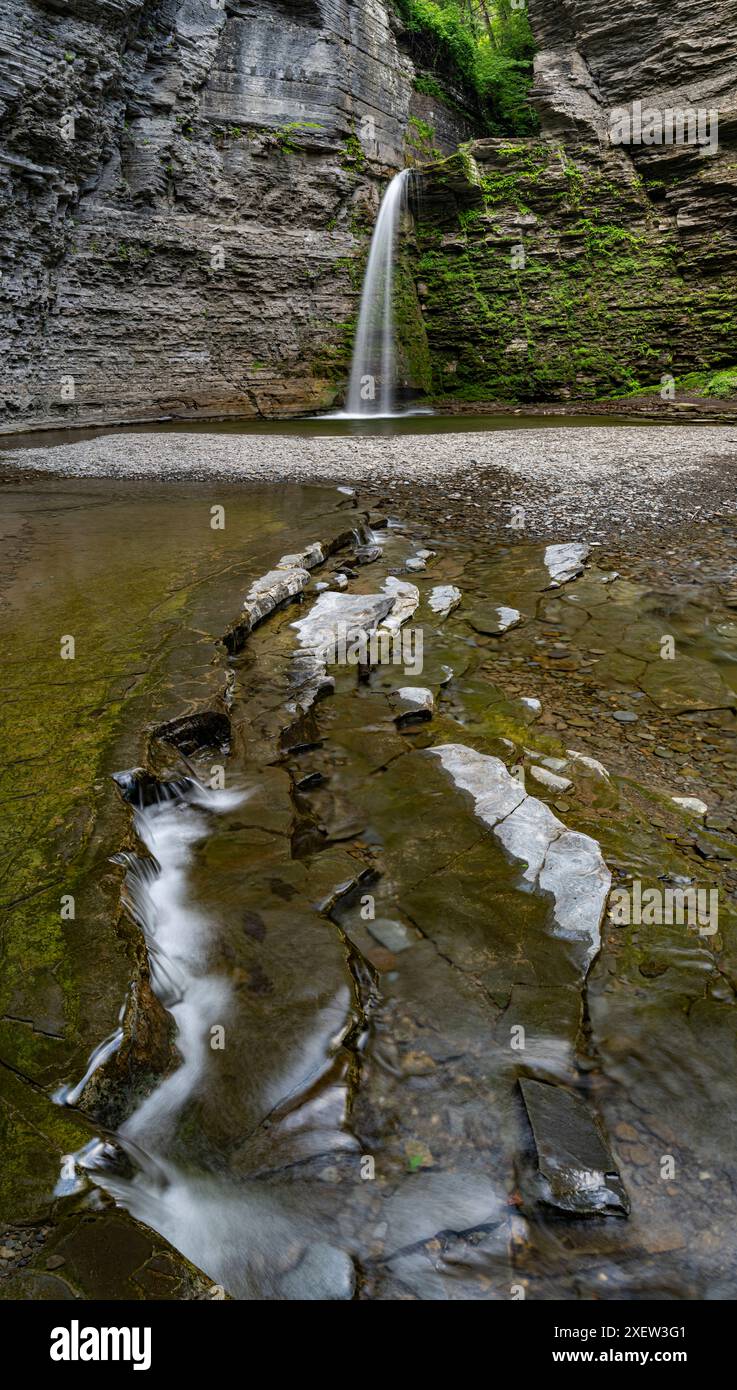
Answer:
345;169;412;417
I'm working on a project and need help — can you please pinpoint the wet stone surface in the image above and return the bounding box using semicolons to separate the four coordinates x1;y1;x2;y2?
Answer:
1;475;737;1299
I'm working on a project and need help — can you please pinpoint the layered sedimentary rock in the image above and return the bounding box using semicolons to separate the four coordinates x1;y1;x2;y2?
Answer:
1;0;736;426
416;0;737;402
0;0;472;430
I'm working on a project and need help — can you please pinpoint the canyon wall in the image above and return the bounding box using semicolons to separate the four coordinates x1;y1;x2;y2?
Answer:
415;0;737;404
0;0;472;429
1;0;736;428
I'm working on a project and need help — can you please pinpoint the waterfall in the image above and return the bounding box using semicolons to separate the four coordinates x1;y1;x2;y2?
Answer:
345;168;412;417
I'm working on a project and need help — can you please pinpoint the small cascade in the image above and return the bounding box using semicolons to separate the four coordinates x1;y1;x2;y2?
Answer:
344;168;413;417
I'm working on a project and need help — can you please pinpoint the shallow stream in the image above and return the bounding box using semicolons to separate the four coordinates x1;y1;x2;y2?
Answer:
2;475;736;1299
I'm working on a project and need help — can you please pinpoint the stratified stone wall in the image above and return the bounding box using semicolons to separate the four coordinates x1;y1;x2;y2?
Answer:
0;0;471;429
412;0;737;403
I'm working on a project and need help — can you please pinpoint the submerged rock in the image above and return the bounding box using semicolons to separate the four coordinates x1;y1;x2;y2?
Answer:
544;542;589;588
520;1078;629;1217
367;918;417;953
469;604;522;635
279;1242;355;1301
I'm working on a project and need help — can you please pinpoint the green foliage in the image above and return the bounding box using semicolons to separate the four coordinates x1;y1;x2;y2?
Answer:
703;367;737;397
412;72;466;117
674;366;737;398
394;0;537;135
340;132;367;172
406;114;442;160
274;120;323;153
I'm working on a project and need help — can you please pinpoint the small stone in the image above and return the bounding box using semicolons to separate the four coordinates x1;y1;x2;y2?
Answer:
566;749;610;780
402;1051;437;1076
612;710;637;723
391;686;434;725
353;544;382;565
470;604;522;635
365;946;398;973
672;795;708;816
623;1144;651;1166
530;765;573;793
45;1255;66;1270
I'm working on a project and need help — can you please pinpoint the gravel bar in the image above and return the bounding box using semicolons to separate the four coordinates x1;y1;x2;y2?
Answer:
3;425;737;537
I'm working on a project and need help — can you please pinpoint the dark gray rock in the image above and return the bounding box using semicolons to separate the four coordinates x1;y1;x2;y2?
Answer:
520;1078;629;1217
152;710;230;754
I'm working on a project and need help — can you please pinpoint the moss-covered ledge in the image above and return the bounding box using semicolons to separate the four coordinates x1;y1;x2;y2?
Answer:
410;139;737;403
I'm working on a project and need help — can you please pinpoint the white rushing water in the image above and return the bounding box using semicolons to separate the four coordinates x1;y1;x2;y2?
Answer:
344;168;412;417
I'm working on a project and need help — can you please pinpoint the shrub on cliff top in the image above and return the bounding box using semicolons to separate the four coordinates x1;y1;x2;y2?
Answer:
394;0;538;135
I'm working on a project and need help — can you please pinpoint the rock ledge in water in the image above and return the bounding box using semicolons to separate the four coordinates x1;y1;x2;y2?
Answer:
520;1078;629;1217
544;542;589;588
152;711;231;754
428;743;610;967
428;584;462;619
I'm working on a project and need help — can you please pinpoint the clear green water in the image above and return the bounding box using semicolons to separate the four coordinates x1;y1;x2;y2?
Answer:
2;474;736;1300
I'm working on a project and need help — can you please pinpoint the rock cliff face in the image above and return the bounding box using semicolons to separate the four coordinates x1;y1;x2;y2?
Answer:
0;0;472;429
1;1;735;427
415;0;737;403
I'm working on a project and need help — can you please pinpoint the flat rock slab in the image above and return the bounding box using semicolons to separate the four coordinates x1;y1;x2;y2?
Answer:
292;590;395;652
429;744;610;970
530;764;573;793
544;542;589;588
428;584;462;619
290;589;395;707
380;576;420;632
520;1078;629;1217
468;604;522;635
